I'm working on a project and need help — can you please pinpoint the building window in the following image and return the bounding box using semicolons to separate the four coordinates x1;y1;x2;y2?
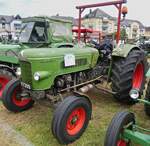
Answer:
14;23;21;30
2;22;5;29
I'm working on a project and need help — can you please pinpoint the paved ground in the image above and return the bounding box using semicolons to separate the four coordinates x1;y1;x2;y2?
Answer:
0;102;34;146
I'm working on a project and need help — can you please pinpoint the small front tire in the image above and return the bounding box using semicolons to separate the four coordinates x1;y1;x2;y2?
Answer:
52;96;92;145
104;111;135;146
2;79;34;112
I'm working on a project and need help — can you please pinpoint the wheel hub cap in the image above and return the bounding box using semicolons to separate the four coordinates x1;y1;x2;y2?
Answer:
66;107;86;136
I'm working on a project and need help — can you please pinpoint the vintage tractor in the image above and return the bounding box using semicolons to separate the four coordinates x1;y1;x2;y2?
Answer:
104;71;150;146
1;0;148;144
0;16;73;98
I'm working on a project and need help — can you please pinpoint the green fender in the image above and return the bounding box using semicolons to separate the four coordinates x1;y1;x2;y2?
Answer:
112;43;141;58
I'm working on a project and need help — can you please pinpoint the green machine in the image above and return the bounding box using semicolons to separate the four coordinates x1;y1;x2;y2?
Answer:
0;16;73;98
104;79;150;146
2;32;148;145
1;0;149;145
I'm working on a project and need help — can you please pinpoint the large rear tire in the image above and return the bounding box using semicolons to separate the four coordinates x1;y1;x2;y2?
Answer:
52;96;92;145
0;68;16;98
104;111;135;146
145;81;150;117
111;49;147;104
2;79;34;112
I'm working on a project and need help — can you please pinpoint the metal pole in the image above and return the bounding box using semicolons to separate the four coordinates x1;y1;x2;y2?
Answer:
116;4;122;44
78;9;82;42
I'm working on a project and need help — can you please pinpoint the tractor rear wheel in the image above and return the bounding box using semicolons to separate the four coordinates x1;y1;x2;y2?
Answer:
145;81;150;116
104;111;135;146
2;79;34;112
111;49;147;104
52;96;92;144
0;68;16;99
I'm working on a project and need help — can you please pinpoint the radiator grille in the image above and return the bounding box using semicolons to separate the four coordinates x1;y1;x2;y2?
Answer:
20;61;32;85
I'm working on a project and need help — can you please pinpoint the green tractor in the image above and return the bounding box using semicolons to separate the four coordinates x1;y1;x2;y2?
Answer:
104;71;150;146
1;0;149;145
0;16;73;98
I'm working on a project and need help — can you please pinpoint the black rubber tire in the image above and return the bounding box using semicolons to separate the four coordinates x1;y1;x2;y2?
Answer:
104;111;135;146
0;68;16;99
2;79;34;112
145;81;150;117
111;49;148;104
52;96;92;145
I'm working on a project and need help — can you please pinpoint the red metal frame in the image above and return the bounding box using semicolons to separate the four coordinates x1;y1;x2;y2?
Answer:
76;0;127;44
72;27;101;43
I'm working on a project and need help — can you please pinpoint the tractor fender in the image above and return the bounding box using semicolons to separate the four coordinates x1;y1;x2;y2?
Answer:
112;44;143;58
0;64;17;77
73;91;92;112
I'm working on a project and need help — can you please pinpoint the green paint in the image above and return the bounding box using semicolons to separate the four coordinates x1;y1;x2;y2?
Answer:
146;68;150;77
0;16;73;65
123;129;150;146
112;44;138;57
20;47;99;90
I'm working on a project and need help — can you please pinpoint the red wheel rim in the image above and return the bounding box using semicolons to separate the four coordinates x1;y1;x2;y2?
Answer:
66;107;86;136
132;63;144;89
12;86;32;107
117;140;128;146
0;76;9;97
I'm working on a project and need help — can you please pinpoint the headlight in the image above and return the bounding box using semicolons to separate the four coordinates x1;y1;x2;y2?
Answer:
129;89;139;100
16;67;21;76
34;72;40;81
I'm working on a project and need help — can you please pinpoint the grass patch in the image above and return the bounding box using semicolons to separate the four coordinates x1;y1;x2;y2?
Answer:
0;89;149;146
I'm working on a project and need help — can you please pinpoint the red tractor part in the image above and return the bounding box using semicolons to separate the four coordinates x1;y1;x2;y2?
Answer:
72;27;101;43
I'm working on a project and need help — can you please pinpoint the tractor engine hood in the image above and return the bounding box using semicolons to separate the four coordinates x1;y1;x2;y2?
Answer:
19;47;98;60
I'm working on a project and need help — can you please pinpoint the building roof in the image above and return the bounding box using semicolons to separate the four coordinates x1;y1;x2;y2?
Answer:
83;8;145;29
84;8;114;20
0;15;21;24
145;27;150;31
120;19;145;29
0;15;14;24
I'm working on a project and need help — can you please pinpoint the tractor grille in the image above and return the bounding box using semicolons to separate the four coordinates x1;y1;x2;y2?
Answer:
20;61;32;85
76;58;87;66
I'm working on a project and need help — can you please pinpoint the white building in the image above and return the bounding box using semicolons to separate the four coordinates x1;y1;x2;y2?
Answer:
0;15;22;41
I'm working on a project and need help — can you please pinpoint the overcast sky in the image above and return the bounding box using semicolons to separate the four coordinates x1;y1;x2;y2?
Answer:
0;0;149;26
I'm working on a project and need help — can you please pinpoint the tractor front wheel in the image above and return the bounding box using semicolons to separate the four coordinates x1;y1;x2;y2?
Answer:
52;96;92;145
112;49;147;104
104;111;135;146
145;81;150;116
0;69;16;99
2;79;34;112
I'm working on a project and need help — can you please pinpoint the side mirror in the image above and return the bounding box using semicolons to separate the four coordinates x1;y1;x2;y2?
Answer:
129;89;140;100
